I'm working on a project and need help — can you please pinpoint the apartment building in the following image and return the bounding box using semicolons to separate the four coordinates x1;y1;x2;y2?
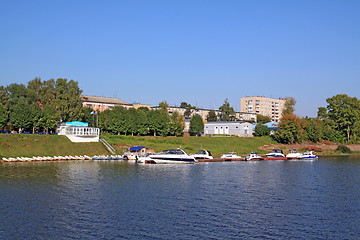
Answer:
240;96;286;122
81;95;133;112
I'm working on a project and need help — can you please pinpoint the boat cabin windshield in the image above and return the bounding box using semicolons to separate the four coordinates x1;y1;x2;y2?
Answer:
196;150;212;156
162;149;186;155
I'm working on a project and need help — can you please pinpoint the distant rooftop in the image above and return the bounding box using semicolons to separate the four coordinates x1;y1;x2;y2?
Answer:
81;95;131;105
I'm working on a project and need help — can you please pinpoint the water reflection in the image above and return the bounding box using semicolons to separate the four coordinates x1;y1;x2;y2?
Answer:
1;157;360;239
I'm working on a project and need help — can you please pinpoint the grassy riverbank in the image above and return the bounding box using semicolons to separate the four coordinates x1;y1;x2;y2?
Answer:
0;134;107;158
102;134;278;157
2;134;357;159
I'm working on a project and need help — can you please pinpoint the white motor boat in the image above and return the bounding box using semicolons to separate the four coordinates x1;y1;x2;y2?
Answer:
286;149;302;159
220;152;242;159
245;152;263;161
298;151;318;160
138;148;196;164
191;149;213;160
266;149;285;158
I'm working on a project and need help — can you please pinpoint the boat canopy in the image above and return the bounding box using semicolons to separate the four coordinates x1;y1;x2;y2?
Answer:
129;147;148;151
66;121;89;127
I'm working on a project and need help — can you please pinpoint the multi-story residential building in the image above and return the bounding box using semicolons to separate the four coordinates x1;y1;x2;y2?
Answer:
81;95;133;112
240;96;286;122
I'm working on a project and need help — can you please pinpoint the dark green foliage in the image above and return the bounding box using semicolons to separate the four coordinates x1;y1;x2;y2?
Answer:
219;99;235;121
190;114;204;135
206;110;218;122
257;114;271;124
0;104;9;130
254;124;270;136
336;145;351;153
303;118;323;143
320;94;360;142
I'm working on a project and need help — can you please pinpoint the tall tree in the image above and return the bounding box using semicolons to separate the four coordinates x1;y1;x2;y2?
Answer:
55;78;84;122
219;99;235;121
320;94;360;142
0;104;9;130
206;110;218;122
158;101;169;111
190;114;204;135
273;113;305;144
169;112;185;136
282;97;296;115
148;109;170;137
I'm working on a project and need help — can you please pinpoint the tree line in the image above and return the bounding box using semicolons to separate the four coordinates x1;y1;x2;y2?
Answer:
0;78;208;136
267;94;360;144
0;78;85;133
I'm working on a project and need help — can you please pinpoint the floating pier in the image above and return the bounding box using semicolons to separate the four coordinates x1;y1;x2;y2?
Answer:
197;158;244;162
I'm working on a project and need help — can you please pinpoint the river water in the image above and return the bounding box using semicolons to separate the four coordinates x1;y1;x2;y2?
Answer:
1;157;359;239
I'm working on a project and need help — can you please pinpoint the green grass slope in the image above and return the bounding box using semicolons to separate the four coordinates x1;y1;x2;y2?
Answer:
0;134;108;158
102;134;277;158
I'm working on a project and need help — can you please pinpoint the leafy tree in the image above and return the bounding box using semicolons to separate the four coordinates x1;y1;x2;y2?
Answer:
148;109;169;137
257;114;271;124
0;86;8;106
9;99;39;131
0;104;9;130
6;83;36;109
55;78;84;122
169;112;185;136
303;117;323;143
136;109;149;135
28;78;56;106
190;114;204;135
273;113;305;144
180;102;190;108
282;97;296;115
206;110;218;122
159;101;169;111
219;99;235;121
320;94;360;142
36;105;57;133
254;124;270;136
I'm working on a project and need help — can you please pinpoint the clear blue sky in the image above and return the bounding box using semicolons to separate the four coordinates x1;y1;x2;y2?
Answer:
1;0;359;117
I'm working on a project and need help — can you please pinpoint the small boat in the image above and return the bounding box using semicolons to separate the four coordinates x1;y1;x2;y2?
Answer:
245;152;263;161
191;149;213;160
220;152;242;159
286;149;302;159
138;148;196;164
298;151;318;160
266;149;285;158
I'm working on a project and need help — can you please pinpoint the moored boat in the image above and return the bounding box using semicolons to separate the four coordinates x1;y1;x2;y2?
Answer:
266;149;285;158
191;149;213;160
298;151;318;160
137;148;196;164
220;152;242;160
286;149;302;159
245;152;263;161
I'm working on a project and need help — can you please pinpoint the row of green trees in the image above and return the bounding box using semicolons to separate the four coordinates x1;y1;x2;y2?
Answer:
97;106;205;137
0;78;206;136
273;94;360;144
0;78;86;133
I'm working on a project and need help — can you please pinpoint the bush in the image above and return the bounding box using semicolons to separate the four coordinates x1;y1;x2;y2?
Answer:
254;124;270;137
336;145;351;153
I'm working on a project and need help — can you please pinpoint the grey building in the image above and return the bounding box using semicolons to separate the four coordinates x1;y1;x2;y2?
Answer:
204;121;253;137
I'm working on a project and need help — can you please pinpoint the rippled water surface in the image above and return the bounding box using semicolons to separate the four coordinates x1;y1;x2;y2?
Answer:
1;158;360;239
